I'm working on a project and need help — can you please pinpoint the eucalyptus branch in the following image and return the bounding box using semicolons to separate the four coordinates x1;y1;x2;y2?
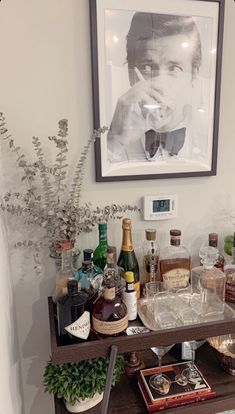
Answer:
32;136;54;207
48;119;68;201
0;112;37;203
69;126;108;208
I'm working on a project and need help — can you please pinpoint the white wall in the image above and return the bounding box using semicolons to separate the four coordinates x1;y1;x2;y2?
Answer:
0;0;235;413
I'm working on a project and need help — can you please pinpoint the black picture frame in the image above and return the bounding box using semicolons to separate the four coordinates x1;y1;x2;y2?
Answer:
90;0;225;182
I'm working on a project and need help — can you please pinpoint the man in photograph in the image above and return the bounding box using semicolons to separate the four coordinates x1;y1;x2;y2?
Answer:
107;12;205;163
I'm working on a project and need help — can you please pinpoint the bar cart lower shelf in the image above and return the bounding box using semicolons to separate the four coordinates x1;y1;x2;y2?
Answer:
53;344;235;414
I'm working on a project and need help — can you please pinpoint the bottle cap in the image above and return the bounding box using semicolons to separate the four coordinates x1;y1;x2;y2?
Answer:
67;279;78;294
83;249;93;261
145;229;156;241
170;229;181;236
122;218;131;229
125;271;134;283
209;233;218;241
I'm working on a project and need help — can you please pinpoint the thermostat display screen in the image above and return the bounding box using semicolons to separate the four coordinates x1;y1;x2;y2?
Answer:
153;199;170;213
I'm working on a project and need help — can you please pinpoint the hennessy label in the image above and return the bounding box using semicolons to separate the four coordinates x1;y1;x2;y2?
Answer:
65;311;90;340
163;268;189;289
92;315;128;335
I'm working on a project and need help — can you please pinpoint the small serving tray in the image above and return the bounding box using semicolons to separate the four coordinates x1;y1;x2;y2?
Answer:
137;298;235;332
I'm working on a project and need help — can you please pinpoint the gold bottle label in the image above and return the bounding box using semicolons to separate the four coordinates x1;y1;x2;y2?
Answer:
92;314;128;335
163;268;189;289
121;219;133;252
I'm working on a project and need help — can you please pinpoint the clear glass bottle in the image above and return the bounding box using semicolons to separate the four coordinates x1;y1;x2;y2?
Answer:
57;279;89;345
54;241;75;302
224;232;235;302
92;272;128;338
143;229;160;284
160;229;190;289
117;218;140;299
93;223;108;271
191;246;226;317
103;246;124;294
208;233;224;270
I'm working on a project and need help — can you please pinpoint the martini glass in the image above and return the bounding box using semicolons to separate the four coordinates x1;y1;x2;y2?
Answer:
150;345;174;394
182;340;206;382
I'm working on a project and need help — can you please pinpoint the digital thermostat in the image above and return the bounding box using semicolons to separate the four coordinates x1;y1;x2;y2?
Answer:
143;195;177;221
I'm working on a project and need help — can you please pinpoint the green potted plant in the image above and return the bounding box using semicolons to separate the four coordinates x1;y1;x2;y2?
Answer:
43;354;124;413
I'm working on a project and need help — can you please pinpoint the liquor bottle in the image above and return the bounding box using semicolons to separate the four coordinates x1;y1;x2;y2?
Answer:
93;222;108;270
117;218;140;299
57;279;90;344
191;246;226;316
208;233;224;270
75;249;103;290
224;232;235;302
92;272;128;338
160;229;190;289
143;229;160;284
122;271;137;321
54;241;75;302
103;246;124;294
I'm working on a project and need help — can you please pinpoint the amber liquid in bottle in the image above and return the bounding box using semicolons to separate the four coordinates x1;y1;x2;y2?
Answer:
160;230;190;289
92;275;128;338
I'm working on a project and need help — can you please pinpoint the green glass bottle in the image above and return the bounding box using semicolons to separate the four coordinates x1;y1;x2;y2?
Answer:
93;222;108;270
117;218;140;299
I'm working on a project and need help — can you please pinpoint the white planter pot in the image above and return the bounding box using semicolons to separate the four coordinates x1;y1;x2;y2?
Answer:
65;392;103;413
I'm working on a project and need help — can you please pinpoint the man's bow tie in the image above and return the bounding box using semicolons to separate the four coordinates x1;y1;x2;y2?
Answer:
145;128;186;158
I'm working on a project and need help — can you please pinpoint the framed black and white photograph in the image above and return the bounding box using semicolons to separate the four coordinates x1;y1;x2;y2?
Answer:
90;0;224;182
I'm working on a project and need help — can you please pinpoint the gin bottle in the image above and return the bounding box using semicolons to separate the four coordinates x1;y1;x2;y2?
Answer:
93;223;108;270
57;279;89;344
224;232;235;302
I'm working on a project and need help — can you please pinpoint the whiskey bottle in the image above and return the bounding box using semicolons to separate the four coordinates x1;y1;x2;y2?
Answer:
93;223;108;270
57;279;90;344
92;272;128;337
143;229;160;284
160;229;190;289
117;218;140;299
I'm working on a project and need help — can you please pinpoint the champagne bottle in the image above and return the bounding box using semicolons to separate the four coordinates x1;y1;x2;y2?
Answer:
117;218;140;299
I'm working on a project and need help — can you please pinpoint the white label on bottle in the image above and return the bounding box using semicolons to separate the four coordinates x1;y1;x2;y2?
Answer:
92;315;128;335
103;287;115;300
181;342;193;360
163;268;190;289
65;311;90;340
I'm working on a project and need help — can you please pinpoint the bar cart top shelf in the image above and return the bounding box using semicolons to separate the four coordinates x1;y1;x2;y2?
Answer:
48;297;235;364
